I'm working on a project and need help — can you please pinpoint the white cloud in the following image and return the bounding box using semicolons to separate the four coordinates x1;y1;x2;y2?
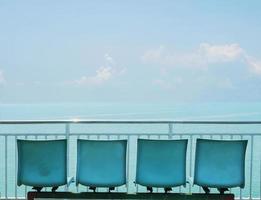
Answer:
245;56;261;75
199;43;244;62
104;53;115;65
142;43;261;76
0;70;6;85
75;66;113;85
142;43;244;67
142;46;165;63
73;54;125;86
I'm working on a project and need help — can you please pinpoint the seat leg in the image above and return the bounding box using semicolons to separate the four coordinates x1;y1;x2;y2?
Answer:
147;186;153;193
202;186;210;194
218;188;229;194
32;187;43;192
164;187;172;193
89;186;96;192
52;186;59;192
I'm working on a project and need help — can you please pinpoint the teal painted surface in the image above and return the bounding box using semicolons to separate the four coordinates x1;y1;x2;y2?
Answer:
76;140;127;187
136;139;188;187
17;139;67;187
194;139;248;188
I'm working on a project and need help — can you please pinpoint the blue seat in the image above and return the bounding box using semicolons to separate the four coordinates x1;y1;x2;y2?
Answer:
17;139;67;188
76;139;127;188
136;139;188;189
194;139;248;190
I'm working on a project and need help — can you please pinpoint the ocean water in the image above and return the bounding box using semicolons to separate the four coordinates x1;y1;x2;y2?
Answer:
0;102;260;198
1;102;261;121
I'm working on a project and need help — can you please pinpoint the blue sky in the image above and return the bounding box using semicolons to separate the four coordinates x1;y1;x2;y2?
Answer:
0;0;261;103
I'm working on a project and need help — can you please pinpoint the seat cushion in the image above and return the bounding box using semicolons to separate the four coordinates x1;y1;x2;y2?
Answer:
17;139;67;187
136;139;188;187
76;139;127;187
194;139;248;188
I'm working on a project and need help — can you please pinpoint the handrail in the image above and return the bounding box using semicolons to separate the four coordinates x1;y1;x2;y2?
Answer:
1;119;261;124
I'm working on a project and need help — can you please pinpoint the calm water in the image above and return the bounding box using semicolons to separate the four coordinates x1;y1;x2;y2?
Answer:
0;102;260;198
1;102;261;120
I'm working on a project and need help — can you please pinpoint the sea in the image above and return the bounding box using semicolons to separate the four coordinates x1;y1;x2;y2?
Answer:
0;102;260;198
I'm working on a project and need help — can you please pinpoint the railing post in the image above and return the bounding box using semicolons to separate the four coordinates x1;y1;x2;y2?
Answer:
250;135;254;200
259;159;261;199
168;123;173;139
65;123;70;191
126;135;130;194
5;136;8;199
189;135;193;193
15;135;18;199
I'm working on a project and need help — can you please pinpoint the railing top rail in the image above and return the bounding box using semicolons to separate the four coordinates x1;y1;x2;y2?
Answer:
0;119;261;124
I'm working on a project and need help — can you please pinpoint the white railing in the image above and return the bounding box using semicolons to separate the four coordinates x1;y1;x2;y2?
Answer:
0;120;260;200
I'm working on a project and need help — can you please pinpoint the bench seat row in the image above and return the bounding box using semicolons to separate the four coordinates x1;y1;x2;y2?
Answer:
17;138;247;193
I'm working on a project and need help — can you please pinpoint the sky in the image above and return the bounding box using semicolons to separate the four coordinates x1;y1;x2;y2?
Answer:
0;0;261;103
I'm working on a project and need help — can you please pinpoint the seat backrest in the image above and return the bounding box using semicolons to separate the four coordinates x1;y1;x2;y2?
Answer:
17;139;67;187
194;139;248;188
76;139;127;187
136;139;188;188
